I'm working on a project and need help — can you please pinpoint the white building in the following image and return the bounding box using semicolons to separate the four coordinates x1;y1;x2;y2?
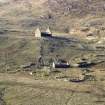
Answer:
35;27;52;38
46;27;52;35
35;28;41;38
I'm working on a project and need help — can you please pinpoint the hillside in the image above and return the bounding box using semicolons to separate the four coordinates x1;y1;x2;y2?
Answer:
1;1;105;105
0;0;105;71
1;0;105;31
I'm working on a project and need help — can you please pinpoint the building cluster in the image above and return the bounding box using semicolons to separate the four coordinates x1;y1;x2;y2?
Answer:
33;26;99;69
35;27;52;38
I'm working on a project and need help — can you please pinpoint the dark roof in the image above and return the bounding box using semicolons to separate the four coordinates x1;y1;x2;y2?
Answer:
41;32;52;37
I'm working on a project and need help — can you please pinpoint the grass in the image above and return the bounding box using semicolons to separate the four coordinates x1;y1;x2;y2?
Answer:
1;0;105;32
1;82;105;105
0;66;105;105
1;1;105;105
0;31;104;72
0;37;41;71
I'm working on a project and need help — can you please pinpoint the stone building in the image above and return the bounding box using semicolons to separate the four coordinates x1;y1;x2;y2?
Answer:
52;59;70;68
35;27;52;38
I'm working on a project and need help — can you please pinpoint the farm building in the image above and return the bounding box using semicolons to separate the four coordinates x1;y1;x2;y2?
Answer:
35;27;52;38
52;59;70;68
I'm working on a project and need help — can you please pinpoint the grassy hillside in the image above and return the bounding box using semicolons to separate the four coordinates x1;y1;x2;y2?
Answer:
1;1;105;105
1;0;105;31
3;84;105;105
0;37;41;72
0;35;104;72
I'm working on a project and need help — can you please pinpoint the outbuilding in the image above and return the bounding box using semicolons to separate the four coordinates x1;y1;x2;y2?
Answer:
35;27;52;38
52;59;70;68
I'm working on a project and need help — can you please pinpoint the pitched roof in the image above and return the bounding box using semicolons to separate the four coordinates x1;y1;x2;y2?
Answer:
46;27;52;34
35;27;41;38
